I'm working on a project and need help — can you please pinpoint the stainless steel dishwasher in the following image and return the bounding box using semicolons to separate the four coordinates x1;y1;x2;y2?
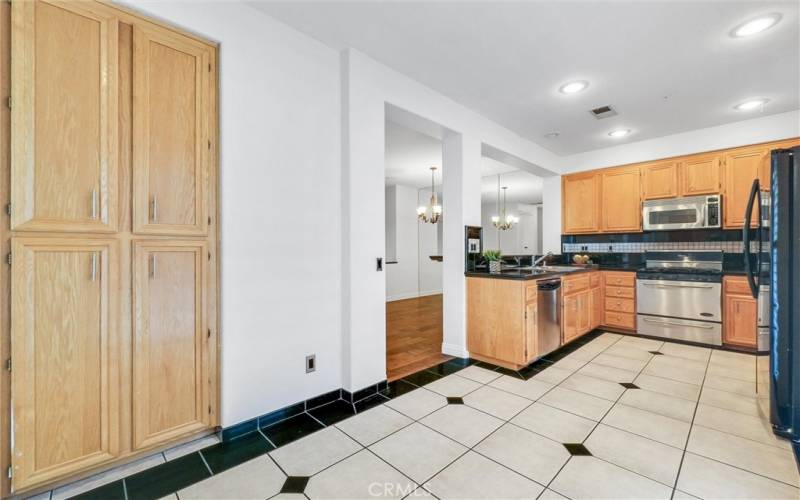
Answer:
537;278;562;356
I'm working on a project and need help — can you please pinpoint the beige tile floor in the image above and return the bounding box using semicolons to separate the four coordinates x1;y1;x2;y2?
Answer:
164;332;800;499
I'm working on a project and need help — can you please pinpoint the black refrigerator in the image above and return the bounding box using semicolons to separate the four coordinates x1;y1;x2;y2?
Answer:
744;147;800;458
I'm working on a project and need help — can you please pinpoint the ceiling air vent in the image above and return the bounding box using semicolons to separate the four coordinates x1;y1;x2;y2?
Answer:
590;105;618;119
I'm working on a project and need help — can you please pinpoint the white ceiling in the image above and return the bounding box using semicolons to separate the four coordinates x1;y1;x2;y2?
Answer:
385;121;542;204
252;1;800;155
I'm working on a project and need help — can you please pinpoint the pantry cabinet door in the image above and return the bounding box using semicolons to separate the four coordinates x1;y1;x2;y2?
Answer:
562;173;600;234
10;0;118;232
132;241;209;450
723;148;765;228
11;238;119;491
601;167;641;233
679;154;721;196
132;24;211;236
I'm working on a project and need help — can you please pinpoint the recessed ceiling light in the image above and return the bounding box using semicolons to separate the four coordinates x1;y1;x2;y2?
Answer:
734;98;770;111
559;81;588;94
608;129;631;138
544;132;560;139
731;14;781;38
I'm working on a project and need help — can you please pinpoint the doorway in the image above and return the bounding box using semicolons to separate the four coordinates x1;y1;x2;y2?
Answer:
384;120;450;380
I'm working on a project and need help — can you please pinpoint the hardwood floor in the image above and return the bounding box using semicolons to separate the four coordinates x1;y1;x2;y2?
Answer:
386;294;452;381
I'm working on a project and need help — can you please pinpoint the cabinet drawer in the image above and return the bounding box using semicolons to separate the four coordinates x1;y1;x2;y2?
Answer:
589;272;601;287
526;283;538;303
563;275;590;295
604;271;635;288
724;276;751;295
604;311;636;330
605;285;635;299
605;297;635;313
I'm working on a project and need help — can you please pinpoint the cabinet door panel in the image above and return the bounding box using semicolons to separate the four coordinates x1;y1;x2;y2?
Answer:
591;287;603;329
11;238;119;490
642;161;678;200
723;294;757;348
562;173;599;234
132;241;209;449
680;155;721;196
562;294;579;343
133;25;210;236
11;0;118;232
525;303;537;362
601;167;641;232
723;148;765;228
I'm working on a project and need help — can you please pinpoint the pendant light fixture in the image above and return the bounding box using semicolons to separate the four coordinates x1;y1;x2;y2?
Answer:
417;166;442;224
492;175;518;230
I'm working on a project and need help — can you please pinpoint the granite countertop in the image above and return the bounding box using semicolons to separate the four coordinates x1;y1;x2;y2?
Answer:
465;265;604;281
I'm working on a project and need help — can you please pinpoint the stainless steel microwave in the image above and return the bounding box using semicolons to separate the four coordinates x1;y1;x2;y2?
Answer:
642;195;721;231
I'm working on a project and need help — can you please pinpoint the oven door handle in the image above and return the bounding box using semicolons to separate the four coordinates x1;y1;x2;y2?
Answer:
641;318;715;329
640;282;715;289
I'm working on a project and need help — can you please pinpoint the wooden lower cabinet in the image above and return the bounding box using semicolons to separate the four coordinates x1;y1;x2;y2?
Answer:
10;238;120;490
466;277;537;369
132;241;210;450
590;286;603;330
600;271;636;332
562;271;600;343
723;276;757;348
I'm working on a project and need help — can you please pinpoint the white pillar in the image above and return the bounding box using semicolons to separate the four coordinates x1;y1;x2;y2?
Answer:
441;132;482;357
541;176;562;255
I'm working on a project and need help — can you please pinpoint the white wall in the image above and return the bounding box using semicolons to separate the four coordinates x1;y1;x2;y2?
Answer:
541;176;562;255
417;190;443;296
385;185;420;301
122;1;342;427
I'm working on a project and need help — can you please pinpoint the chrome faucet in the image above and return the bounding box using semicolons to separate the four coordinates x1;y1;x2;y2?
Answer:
533;251;554;267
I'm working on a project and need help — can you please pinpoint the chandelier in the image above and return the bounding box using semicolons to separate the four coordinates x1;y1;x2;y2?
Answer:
417;166;442;224
492;176;518;231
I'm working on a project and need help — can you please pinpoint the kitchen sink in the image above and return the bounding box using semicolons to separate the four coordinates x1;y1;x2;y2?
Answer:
538;266;582;273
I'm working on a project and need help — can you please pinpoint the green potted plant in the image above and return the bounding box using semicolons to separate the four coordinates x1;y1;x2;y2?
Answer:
483;249;503;273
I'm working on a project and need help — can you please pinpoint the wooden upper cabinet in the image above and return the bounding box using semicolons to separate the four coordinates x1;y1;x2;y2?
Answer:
562;172;600;234
641;161;679;200
679;154;721;196
10;0;118;232
723;147;766;228
132;24;212;236
10;238;119;490
601;167;641;233
132;240;209;450
760;139;800;190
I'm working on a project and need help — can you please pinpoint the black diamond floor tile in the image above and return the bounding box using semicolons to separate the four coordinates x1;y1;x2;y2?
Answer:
619;382;640;389
308;399;356;425
563;443;592;456
125;452;211;500
381;379;418;399
402;369;442;387
446;397;464;404
201;431;274;474
261;412;325;447
649;351;664;355
281;476;310;494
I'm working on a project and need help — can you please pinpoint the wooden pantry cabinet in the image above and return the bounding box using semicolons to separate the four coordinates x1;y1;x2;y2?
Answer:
1;1;219;494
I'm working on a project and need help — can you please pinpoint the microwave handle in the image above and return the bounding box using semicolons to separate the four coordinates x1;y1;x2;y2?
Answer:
701;203;707;226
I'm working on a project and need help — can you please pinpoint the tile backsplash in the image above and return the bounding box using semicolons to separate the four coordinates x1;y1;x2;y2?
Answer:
562;240;767;254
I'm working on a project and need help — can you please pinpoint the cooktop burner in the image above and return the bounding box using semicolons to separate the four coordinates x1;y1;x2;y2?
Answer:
637;251;724;283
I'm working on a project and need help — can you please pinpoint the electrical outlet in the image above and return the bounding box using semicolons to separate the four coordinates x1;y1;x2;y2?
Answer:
305;354;316;373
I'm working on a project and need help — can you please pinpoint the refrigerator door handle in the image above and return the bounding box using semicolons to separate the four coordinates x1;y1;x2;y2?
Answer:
743;178;760;299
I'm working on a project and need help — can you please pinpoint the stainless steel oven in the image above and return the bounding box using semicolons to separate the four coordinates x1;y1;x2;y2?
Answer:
636;251;723;346
642;195;721;231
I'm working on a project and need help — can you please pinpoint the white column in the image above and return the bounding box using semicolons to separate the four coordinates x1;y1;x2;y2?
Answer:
541;175;562;254
441;132;482;357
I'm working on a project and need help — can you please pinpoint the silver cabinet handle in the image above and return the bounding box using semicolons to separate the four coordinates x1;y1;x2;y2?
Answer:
642;317;714;329
90;252;97;282
91;189;98;219
150;196;158;223
641;282;714;289
150;254;156;279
